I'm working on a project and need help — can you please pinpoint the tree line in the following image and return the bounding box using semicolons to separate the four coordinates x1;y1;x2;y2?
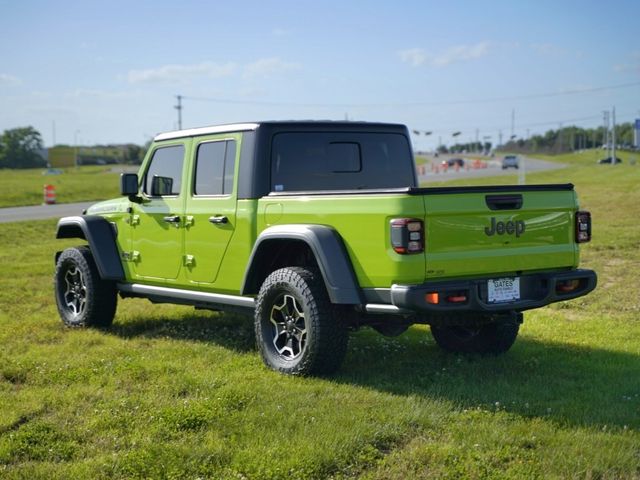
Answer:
500;122;636;154
436;122;636;155
0;126;146;168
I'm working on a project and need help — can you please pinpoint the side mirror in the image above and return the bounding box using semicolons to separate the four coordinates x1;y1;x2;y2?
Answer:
120;173;139;196
121;173;145;203
151;175;174;196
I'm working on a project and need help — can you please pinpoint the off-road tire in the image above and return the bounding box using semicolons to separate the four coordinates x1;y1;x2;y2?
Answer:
54;246;117;327
254;267;348;375
431;316;520;354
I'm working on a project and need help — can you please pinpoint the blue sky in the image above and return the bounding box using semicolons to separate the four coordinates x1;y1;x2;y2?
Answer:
1;0;639;149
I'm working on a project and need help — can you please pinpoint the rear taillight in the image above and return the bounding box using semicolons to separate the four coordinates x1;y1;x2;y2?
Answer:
575;211;591;243
556;279;581;294
390;218;424;254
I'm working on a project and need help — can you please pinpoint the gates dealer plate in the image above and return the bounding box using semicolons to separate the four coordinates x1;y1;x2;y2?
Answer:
488;277;520;303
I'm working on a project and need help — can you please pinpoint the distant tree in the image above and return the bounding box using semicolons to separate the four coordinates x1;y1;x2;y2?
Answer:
124;144;143;164
0;126;45;168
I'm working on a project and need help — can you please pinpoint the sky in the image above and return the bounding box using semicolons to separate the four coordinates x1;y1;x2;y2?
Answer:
1;0;639;150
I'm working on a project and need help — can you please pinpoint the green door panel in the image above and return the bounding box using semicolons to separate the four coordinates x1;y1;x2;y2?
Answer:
131;141;190;281
210;199;259;294
184;134;241;285
131;201;184;279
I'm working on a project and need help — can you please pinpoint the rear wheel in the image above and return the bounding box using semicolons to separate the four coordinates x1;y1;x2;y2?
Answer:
54;246;117;327
254;267;348;375
431;315;520;354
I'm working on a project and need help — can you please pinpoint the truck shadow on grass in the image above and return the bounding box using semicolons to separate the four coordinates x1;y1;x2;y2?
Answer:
339;327;640;431
108;313;639;431
109;311;256;353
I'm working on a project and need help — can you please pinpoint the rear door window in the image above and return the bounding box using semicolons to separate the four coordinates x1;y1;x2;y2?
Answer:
193;140;237;196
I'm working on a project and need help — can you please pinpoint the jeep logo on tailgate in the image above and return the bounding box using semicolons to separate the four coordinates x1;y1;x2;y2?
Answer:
485;217;525;237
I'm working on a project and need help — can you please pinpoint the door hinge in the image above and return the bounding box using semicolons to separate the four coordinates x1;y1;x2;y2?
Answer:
123;250;141;262
126;214;140;226
184;254;195;267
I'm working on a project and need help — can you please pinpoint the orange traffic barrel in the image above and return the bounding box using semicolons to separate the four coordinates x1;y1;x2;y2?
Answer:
44;184;56;204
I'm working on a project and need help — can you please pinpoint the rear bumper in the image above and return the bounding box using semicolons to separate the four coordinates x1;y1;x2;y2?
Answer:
365;269;597;314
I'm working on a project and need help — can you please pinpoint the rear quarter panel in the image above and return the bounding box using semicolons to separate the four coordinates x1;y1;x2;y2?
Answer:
258;194;426;288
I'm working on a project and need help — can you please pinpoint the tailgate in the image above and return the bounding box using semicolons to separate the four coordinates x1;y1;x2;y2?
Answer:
420;185;578;280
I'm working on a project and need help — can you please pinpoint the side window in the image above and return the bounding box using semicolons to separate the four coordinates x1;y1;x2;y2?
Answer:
194;140;236;196
144;145;185;196
270;133;412;192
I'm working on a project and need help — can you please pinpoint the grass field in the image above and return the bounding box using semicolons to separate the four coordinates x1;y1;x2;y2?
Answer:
0;166;125;208
0;155;639;478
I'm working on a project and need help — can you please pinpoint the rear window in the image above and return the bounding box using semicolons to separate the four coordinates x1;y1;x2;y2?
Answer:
271;132;414;192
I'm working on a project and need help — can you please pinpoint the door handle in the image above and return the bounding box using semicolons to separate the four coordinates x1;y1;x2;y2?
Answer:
209;215;228;224
163;215;181;224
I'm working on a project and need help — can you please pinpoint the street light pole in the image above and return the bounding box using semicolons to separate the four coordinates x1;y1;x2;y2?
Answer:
74;130;80;169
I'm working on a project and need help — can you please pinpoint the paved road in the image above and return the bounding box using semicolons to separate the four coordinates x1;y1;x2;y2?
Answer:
417;156;566;183
0;201;95;223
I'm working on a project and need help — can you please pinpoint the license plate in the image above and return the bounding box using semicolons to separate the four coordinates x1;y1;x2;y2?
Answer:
488;277;520;303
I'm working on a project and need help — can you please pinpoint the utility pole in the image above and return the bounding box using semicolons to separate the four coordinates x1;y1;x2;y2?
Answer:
175;95;183;130
611;106;616;165
511;108;515;138
498;130;503;148
603;110;609;147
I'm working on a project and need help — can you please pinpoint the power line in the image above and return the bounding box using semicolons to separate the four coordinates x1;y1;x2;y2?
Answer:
181;81;640;109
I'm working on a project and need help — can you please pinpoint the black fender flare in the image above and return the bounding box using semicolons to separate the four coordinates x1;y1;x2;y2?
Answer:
241;224;363;304
55;216;124;281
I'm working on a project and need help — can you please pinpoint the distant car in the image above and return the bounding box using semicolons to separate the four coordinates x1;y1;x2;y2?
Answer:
598;156;622;164
442;158;465;168
502;155;519;169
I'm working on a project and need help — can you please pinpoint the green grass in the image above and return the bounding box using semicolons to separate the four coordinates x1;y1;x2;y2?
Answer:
0;166;125;207
0;159;639;478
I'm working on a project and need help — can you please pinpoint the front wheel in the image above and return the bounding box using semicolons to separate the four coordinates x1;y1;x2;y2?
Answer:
431;315;520;354
54;246;117;327
254;267;348;375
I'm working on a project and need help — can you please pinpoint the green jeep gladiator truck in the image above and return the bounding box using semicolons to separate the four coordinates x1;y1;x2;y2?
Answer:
54;121;597;375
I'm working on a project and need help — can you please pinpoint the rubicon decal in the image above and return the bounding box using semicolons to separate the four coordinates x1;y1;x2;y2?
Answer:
484;217;526;237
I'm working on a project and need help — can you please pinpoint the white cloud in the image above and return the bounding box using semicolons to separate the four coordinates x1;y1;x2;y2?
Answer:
399;42;491;68
0;73;22;86
243;57;300;78
398;48;427;67
431;42;491;67
272;28;290;37
65;88;133;99
127;62;237;84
